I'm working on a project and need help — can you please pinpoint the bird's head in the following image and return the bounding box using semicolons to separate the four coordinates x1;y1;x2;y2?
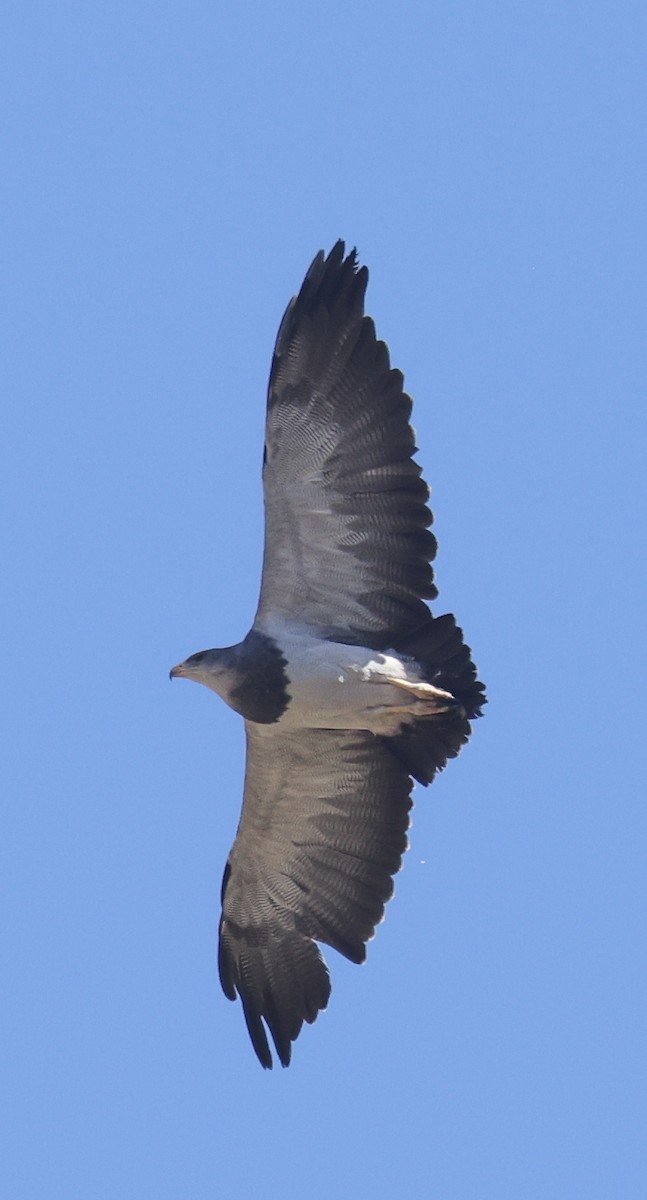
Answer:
169;648;237;698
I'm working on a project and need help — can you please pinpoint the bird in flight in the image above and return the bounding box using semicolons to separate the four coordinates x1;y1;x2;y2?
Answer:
171;242;485;1068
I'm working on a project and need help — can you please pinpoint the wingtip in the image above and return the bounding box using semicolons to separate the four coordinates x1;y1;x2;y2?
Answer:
270;241;369;387
305;240;363;288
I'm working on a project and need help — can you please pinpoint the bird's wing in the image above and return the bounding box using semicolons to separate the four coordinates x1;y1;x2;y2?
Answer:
254;241;438;647
218;721;412;1068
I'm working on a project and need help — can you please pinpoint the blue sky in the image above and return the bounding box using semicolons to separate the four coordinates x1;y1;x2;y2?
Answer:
3;2;646;1196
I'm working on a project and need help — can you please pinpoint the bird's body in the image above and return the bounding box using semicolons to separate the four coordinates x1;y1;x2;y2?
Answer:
175;623;457;735
171;243;485;1068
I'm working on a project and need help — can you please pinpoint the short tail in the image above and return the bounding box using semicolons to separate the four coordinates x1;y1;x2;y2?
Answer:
385;613;486;785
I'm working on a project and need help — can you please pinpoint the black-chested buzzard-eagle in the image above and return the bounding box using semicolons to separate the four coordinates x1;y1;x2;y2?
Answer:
171;242;485;1068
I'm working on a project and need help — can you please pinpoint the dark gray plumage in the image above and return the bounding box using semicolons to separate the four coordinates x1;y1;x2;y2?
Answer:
171;242;485;1068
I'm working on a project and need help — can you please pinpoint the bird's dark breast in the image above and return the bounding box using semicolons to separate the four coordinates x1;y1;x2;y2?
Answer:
228;630;291;724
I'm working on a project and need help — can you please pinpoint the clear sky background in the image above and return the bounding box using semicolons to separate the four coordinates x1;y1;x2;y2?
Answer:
3;2;646;1197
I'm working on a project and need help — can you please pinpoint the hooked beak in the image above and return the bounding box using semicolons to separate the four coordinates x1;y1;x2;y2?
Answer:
169;662;187;680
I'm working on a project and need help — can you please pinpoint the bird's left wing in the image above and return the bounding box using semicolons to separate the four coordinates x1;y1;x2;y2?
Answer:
218;722;413;1068
253;242;437;647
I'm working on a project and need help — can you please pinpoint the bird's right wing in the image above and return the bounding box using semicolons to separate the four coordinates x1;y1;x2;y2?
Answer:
218;722;413;1068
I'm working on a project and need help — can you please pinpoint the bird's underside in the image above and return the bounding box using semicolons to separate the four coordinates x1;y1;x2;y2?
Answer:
171;241;485;1068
